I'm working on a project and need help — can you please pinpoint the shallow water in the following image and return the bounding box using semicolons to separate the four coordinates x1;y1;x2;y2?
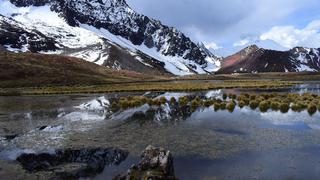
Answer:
1;85;320;179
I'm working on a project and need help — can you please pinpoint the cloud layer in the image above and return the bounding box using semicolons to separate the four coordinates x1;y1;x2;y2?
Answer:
260;20;320;48
127;0;320;49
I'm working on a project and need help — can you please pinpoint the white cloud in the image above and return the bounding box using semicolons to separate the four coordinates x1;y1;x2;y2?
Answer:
127;0;320;47
204;42;221;50
260;20;320;48
233;39;250;47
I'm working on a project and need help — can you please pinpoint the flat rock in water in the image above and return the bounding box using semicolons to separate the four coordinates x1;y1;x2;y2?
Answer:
16;148;129;179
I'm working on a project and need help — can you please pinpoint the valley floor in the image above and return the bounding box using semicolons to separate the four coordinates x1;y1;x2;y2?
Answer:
0;79;299;96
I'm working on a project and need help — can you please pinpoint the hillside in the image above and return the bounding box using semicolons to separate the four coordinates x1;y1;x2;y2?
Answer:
217;45;320;74
0;52;155;88
0;0;221;76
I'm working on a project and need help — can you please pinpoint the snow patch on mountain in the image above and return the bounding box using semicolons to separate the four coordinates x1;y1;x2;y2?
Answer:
0;1;102;48
80;24;218;75
0;0;221;76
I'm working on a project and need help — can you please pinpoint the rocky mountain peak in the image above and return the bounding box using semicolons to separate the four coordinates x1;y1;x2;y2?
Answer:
243;44;259;53
9;0;50;7
1;0;220;75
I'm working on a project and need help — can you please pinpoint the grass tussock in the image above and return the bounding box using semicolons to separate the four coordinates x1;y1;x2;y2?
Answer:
226;101;236;112
308;103;317;115
107;92;320;115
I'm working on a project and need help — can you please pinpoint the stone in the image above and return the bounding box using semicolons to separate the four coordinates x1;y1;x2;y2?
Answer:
114;145;177;180
16;148;128;179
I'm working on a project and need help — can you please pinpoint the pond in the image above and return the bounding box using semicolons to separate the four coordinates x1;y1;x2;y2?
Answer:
1;84;320;179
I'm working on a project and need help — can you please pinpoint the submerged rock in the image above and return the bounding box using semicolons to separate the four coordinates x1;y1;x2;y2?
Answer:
3;134;18;141
114;145;177;180
16;148;128;179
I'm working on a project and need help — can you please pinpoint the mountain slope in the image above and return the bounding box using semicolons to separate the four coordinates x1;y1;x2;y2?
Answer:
0;51;154;88
214;39;287;58
217;45;320;74
0;0;220;75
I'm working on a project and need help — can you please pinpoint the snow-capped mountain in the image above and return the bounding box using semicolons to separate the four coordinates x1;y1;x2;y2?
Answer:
0;0;221;75
217;45;320;74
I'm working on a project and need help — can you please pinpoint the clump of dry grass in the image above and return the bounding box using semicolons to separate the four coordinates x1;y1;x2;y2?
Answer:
308;103;317;115
226;101;236;112
259;101;270;112
89;92;320;115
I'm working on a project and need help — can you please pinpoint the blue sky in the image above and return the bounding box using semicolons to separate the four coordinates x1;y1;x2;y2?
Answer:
127;0;320;51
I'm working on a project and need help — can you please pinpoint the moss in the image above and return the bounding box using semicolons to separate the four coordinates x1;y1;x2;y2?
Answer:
259;101;270;112
279;103;290;113
307;103;317;115
249;100;259;110
226;101;236;112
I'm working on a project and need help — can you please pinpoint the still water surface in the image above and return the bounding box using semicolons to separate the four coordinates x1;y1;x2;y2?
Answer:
1;84;320;179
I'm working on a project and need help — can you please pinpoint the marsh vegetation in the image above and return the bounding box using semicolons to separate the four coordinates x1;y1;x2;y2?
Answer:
109;92;320;116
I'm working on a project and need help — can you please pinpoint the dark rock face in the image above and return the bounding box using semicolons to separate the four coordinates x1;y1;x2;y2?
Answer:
16;148;128;178
114;145;177;180
9;0;50;7
0;15;169;75
2;0;221;75
0;15;58;53
3;134;18;141
7;0;216;70
217;45;320;74
49;0;211;65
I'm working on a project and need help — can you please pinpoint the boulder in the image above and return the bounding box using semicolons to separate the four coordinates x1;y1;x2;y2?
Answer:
16;148;128;179
114;145;177;180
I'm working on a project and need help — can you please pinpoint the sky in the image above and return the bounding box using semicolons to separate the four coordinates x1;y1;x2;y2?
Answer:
127;0;320;54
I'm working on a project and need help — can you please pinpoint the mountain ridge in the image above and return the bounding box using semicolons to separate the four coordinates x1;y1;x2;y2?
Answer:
0;0;220;75
217;45;320;74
